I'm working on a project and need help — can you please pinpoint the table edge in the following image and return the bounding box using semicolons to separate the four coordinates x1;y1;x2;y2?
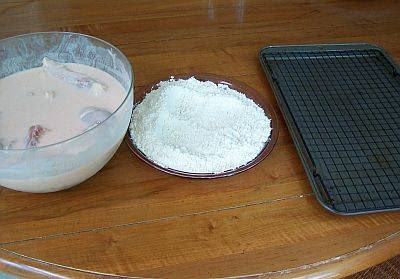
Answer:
1;229;399;278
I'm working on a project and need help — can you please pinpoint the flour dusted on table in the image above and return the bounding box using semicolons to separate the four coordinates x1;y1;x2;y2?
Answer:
129;77;272;173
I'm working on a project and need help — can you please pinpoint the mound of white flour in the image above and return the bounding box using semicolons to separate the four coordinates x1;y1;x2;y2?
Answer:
129;77;272;173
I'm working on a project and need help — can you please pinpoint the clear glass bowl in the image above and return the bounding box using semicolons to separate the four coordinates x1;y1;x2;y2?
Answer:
0;32;133;192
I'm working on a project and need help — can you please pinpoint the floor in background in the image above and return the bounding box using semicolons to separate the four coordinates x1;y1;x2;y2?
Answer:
347;255;400;279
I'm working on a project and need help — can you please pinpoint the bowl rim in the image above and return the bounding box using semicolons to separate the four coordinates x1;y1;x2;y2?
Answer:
0;31;133;151
126;73;279;179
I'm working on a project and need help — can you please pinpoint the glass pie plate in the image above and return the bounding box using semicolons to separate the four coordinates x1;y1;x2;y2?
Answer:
126;74;278;178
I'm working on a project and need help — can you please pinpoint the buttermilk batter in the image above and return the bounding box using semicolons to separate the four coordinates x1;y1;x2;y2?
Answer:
0;58;125;149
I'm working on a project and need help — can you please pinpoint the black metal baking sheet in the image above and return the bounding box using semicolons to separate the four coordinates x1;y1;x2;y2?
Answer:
259;43;400;215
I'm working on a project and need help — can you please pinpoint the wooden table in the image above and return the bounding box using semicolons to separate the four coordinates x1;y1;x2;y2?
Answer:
1;1;400;278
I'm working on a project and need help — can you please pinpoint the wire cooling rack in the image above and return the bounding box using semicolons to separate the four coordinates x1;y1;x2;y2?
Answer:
260;44;400;214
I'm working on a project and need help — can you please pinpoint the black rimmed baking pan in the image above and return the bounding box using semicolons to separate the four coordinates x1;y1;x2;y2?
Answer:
259;43;400;215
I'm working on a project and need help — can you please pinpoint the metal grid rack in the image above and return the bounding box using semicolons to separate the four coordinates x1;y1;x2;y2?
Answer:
260;44;400;214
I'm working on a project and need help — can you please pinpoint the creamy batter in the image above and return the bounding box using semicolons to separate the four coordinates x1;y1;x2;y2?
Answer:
0;58;126;149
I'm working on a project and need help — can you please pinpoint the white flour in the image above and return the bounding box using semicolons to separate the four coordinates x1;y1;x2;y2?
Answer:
129;77;272;173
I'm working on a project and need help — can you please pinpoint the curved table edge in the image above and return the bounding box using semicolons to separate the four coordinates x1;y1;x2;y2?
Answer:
1;229;400;278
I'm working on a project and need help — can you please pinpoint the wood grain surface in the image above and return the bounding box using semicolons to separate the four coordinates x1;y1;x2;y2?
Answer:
1;1;400;278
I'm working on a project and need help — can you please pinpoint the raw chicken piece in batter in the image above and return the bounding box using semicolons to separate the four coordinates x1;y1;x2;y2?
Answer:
80;106;112;129
24;125;46;148
42;58;107;95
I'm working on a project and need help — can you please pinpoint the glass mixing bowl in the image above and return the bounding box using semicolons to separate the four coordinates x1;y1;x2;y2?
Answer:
0;32;133;192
